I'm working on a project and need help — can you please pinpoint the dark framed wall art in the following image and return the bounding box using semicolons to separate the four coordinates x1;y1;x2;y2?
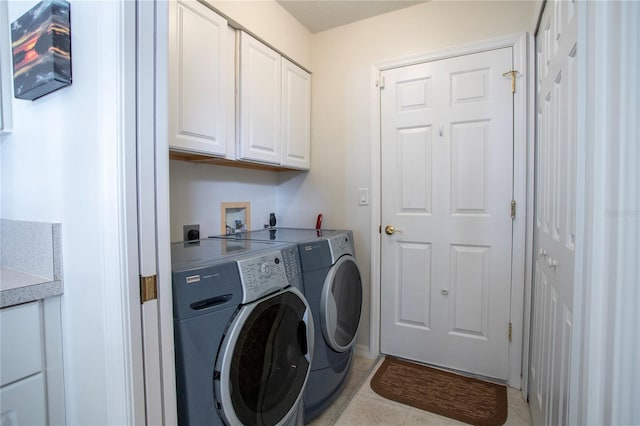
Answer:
11;0;72;100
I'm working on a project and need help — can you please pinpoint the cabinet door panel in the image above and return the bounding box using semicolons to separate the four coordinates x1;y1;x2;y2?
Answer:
281;58;310;170
239;32;282;164
0;302;42;387
169;0;227;156
0;374;46;426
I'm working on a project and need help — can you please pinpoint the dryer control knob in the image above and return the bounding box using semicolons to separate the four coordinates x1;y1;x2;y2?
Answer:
261;262;272;277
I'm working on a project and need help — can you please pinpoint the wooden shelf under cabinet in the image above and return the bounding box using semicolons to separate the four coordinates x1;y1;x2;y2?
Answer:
169;150;302;172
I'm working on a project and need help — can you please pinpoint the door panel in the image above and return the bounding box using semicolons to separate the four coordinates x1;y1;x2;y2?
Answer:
381;47;513;380
530;1;577;424
281;58;311;169
451;122;489;213
399;127;432;211
397;242;432;328
450;245;489;338
169;0;227;155
239;32;282;164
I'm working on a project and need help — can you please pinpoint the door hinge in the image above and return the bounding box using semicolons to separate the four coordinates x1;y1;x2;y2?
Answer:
140;275;158;303
502;70;519;93
508;322;513;342
377;76;386;89
511;200;516;219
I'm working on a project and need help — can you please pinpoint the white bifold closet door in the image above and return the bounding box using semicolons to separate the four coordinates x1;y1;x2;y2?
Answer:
529;1;578;424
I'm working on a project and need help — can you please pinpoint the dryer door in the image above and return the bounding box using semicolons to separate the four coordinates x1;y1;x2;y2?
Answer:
320;255;363;352
216;287;314;426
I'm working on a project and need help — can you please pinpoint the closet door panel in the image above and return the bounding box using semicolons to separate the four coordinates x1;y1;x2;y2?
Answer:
530;2;578;424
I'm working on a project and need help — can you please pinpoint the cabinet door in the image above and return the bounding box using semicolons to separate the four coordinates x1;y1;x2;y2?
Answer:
224;26;237;160
281;58;311;170
239;32;282;164
169;0;227;156
0;374;47;426
0;302;42;387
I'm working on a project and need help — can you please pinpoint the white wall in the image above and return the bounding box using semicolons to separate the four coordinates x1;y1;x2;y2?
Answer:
277;1;538;350
1;1;136;424
169;161;280;241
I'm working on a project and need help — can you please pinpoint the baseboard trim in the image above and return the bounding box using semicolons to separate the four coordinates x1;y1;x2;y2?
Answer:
354;344;374;359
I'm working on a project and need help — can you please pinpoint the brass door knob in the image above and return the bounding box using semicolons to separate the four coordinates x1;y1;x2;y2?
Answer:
385;225;397;235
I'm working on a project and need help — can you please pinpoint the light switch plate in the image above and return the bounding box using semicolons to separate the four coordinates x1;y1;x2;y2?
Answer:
358;188;369;206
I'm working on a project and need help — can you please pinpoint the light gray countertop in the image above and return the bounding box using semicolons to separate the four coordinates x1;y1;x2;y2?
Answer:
1;267;63;308
1;219;63;308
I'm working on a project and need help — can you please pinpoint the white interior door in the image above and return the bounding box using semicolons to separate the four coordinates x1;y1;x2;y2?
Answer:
529;1;578;424
380;47;514;380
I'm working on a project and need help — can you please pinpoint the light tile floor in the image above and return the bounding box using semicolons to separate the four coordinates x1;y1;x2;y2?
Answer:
310;356;532;426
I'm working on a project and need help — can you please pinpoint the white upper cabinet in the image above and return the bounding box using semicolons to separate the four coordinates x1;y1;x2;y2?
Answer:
238;32;282;165
281;58;311;170
169;0;228;156
168;17;311;170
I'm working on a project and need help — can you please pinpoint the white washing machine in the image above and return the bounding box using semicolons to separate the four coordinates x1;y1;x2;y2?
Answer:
171;238;313;425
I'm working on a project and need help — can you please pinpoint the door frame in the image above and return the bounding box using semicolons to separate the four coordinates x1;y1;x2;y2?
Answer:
368;33;533;391
106;0;177;424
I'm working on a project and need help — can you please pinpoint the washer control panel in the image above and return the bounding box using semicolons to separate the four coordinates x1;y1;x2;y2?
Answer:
236;250;289;304
281;246;303;291
328;233;354;263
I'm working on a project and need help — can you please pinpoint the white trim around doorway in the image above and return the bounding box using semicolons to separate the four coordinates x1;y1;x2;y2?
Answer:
368;33;532;391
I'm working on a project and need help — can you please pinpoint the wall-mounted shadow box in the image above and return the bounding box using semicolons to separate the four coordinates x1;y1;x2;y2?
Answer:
11;0;72;101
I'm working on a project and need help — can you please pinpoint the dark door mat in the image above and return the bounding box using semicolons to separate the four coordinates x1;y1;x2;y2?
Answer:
370;357;508;425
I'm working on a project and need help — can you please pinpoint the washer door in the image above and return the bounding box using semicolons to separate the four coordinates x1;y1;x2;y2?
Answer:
216;287;314;426
320;254;363;352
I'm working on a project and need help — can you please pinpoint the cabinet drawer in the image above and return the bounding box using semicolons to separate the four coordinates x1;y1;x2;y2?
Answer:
0;373;47;426
0;302;43;386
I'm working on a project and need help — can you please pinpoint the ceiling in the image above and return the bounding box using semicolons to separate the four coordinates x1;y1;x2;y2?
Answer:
275;0;428;33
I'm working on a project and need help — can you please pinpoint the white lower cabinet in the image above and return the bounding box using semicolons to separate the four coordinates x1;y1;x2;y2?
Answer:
0;302;46;426
0;375;47;426
0;299;65;426
0;302;42;387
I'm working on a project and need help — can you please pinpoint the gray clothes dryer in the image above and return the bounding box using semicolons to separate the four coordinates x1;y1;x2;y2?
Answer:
211;228;363;422
171;239;313;426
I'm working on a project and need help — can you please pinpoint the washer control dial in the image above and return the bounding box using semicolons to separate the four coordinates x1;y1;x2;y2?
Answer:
237;252;288;303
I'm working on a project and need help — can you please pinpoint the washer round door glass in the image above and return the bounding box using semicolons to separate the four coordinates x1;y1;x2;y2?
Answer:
321;255;363;352
223;289;311;426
